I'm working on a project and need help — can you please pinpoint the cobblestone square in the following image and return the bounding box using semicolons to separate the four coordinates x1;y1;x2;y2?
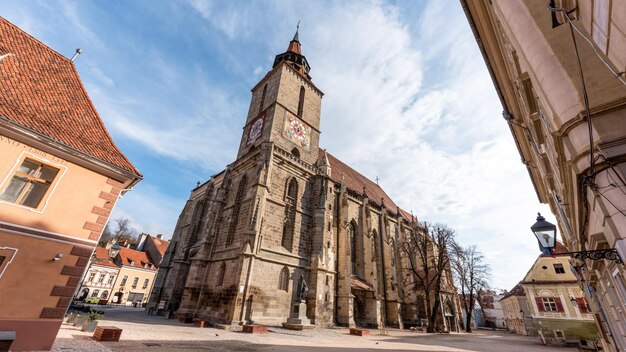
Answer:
50;308;578;352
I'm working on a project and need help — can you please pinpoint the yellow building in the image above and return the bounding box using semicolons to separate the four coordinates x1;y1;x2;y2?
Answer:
0;17;141;351
75;247;121;303
521;246;599;347
110;246;158;306
499;284;531;336
462;1;626;350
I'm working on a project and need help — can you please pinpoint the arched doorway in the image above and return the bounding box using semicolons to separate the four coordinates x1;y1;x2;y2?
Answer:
353;295;367;327
77;288;89;300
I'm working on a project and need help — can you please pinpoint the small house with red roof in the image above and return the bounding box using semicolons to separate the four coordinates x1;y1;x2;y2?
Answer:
0;17;141;351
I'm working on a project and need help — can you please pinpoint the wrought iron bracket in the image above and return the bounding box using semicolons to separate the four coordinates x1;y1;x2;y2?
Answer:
565;249;623;264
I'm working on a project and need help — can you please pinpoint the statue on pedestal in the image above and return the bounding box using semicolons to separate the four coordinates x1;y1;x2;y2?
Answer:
297;274;308;302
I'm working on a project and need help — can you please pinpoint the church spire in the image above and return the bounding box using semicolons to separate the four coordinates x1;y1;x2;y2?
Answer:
273;23;311;80
293;21;300;42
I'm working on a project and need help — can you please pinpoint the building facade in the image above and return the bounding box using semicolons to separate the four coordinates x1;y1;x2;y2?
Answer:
500;284;532;336
462;1;626;350
149;31;461;330
75;247;120;303
0;17;141;351
110;246;158;306
521;250;599;346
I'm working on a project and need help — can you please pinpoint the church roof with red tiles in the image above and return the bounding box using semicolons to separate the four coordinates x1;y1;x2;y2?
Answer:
0;17;140;176
319;150;414;223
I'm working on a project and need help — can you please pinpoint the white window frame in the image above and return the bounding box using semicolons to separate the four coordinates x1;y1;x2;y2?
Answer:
0;152;67;213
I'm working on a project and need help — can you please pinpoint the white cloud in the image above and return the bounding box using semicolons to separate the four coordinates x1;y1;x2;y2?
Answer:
111;183;184;239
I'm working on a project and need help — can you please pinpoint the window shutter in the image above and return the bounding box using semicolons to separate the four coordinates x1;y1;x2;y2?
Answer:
555;297;564;312
535;297;544;312
577;298;588;313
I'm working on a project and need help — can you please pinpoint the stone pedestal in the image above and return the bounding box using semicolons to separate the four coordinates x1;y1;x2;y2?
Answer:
282;302;314;330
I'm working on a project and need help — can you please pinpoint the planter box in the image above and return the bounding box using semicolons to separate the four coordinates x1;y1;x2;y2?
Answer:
82;321;99;332
193;320;210;328
93;326;122;342
243;325;267;334
349;328;370;336
73;316;88;327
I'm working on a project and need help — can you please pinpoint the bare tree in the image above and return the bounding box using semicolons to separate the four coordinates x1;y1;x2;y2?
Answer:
99;217;138;246
402;222;456;333
451;244;490;332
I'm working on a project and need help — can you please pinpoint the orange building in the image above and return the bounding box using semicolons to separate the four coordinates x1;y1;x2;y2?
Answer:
0;17;141;351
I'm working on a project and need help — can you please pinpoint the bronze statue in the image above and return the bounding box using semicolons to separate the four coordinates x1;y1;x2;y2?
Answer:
297;274;308;302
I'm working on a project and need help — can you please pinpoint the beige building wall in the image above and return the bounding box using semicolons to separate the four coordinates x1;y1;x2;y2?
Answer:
462;1;626;350
75;264;120;302
111;266;157;306
500;295;529;335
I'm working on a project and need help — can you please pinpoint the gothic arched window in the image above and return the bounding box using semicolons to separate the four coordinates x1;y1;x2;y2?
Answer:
226;175;248;247
282;178;298;251
278;267;289;291
287;178;298;201
349;221;357;274
260;84;267;113
217;262;226;286
371;230;377;262
297;86;305;117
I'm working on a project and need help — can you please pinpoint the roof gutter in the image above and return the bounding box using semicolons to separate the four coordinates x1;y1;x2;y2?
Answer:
0;115;142;187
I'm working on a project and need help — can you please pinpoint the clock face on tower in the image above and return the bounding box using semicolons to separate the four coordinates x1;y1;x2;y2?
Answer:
246;116;264;146
283;112;310;151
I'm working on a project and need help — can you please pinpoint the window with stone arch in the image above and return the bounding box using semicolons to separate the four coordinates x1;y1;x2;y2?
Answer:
297;86;305;117
226;175;248;247
281;178;298;251
286;178;298;201
291;148;300;158
278;267;289;291
259;83;267;112
217;262;226;286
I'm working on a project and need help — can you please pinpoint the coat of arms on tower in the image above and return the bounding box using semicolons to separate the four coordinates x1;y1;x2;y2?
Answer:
282;112;310;151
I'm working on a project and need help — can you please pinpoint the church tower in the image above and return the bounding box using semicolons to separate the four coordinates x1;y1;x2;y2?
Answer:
237;27;324;165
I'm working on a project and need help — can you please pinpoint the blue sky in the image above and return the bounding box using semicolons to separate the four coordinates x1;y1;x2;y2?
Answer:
1;0;555;290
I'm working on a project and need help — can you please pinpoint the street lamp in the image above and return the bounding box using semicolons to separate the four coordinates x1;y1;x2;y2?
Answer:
530;213;557;255
530;213;623;264
109;243;121;259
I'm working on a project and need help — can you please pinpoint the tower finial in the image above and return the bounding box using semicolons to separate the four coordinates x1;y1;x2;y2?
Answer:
293;21;300;42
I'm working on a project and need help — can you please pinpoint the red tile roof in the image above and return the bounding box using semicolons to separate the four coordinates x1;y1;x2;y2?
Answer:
150;236;170;257
0;17;140;176
118;246;157;271
93;247;118;268
319;150;414;222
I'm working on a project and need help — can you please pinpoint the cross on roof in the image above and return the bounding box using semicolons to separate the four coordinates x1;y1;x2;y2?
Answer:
375;176;380;185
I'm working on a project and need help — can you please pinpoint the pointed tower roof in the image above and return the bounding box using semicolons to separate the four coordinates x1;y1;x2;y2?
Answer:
273;23;311;80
